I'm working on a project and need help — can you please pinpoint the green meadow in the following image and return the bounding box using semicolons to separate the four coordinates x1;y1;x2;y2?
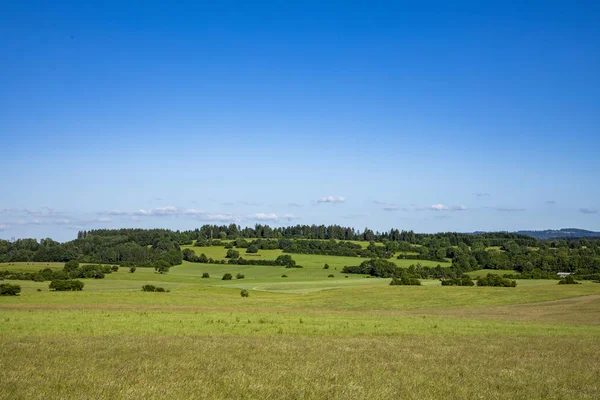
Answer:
1;258;600;399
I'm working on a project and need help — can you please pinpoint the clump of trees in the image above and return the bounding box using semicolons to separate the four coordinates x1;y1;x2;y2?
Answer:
49;280;84;291
142;284;167;292
222;273;233;280
441;276;475;286
0;283;21;296
558;275;581;285
476;274;517;287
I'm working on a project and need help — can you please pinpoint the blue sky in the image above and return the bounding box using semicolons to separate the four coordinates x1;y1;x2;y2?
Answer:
1;1;599;241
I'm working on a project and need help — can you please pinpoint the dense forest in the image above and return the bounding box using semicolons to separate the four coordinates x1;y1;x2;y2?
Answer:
0;224;599;279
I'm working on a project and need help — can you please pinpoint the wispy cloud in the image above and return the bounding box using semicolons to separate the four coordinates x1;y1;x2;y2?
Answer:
579;208;598;214
545;200;556;204
317;196;345;204
248;213;298;222
475;193;491;197
429;204;467;211
342;213;366;219
288;202;303;207
492;207;526;212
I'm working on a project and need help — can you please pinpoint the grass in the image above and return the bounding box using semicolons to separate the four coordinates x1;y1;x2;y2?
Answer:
1;260;600;399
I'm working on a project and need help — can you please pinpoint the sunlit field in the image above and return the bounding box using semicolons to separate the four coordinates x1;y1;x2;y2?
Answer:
1;260;600;399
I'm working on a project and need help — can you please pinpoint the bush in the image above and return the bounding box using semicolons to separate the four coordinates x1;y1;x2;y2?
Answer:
328;274;335;278
246;245;259;254
49;280;84;291
224;243;233;249
323;264;330;269
558;275;581;285
111;265;119;272
142;284;167;292
64;260;80;273
226;249;240;259
0;283;21;296
222;273;233;280
154;260;171;274
477;274;517;287
202;272;210;278
236;273;245;279
129;266;137;273
240;289;249;297
142;284;157;292
390;275;421;286
281;274;288;278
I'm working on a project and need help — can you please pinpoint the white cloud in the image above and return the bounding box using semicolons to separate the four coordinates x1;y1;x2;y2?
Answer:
450;205;467;211
431;204;449;211
317;196;345;204
248;213;298;222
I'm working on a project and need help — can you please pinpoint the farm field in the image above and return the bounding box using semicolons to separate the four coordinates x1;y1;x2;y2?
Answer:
1;260;600;399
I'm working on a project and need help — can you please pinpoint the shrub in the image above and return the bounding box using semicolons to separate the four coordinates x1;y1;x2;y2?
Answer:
142;284;157;292
240;289;249;297
281;274;288;278
226;249;240;259
222;273;233;280
154;260;171;274
224;243;233;249
477;274;517;287
390;275;421;286
0;283;21;296
323;264;330;269
328;274;335;278
236;273;245;279
558;275;581;285
64;260;80;273
111;265;119;272
202;272;210;278
142;284;167;292
49;280;84;291
129;266;137;273
246;245;259;254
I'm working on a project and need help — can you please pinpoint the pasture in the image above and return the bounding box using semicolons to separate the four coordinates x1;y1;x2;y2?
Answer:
1;260;600;399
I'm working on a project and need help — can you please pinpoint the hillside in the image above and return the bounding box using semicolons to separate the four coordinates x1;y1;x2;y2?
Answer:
516;228;600;240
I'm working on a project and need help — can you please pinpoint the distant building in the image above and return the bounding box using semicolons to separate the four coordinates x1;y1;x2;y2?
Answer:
557;272;571;278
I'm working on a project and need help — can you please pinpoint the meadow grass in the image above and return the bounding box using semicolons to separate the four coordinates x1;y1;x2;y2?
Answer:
1;261;599;399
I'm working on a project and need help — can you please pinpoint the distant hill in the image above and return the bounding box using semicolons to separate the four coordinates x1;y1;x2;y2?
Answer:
516;229;600;240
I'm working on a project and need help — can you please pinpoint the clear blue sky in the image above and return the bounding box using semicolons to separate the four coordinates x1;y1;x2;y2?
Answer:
1;1;599;241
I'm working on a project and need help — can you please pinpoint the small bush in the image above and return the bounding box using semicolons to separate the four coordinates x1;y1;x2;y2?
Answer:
49;280;84;291
281;274;288;278
111;265;119;272
0;283;21;296
224;243;233;249
246;245;259;254
323;264;330;269
328;274;335;278
236;273;245;279
154;260;171;274
226;249;240;259
558;275;581;285
441;276;474;286
222;273;233;280
202;272;210;278
37;288;42;292
240;289;249;297
129;266;137;273
142;284;168;292
390;275;421;286
477;274;517;287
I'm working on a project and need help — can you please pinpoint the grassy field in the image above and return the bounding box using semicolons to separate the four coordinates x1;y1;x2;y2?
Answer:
1;260;600;399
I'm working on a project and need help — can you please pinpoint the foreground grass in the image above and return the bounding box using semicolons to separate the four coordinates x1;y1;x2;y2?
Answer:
1;335;598;400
